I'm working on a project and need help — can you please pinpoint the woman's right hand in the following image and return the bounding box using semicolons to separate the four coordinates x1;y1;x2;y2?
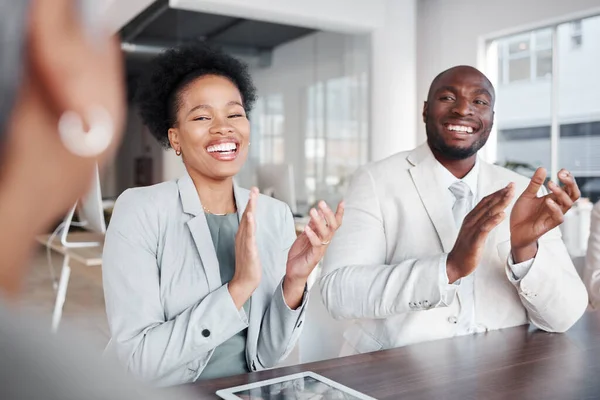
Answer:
229;187;262;309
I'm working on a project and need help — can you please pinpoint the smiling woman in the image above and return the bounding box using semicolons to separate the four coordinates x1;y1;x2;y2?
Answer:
101;41;344;386
168;74;250;184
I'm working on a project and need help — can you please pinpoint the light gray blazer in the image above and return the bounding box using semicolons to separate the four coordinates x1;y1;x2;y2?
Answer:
102;172;308;387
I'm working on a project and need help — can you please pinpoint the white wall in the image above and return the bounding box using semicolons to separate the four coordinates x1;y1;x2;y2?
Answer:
417;0;600;147
104;0;156;34
371;0;419;160
170;0;385;33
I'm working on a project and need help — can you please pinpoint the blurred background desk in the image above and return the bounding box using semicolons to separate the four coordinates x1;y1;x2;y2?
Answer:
188;311;600;400
36;232;104;333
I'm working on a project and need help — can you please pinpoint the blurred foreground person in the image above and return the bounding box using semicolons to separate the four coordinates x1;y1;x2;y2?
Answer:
0;0;191;398
584;200;600;309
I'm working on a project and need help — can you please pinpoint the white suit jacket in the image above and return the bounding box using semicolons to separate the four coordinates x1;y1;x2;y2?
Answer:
584;200;600;309
102;172;307;386
320;143;588;356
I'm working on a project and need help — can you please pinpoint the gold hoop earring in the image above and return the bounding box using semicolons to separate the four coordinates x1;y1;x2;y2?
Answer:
175;149;182;156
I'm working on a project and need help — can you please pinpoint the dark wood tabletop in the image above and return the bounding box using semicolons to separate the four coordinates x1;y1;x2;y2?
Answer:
186;310;600;400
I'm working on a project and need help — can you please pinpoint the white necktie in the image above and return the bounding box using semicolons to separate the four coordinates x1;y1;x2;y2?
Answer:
449;181;472;228
449;181;476;334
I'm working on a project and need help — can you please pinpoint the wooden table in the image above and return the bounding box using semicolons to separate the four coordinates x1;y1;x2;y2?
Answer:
187;310;600;399
36;232;104;332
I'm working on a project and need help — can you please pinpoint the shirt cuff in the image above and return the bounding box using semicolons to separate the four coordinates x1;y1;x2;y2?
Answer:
439;253;459;306
225;283;250;324
280;279;309;314
508;254;535;281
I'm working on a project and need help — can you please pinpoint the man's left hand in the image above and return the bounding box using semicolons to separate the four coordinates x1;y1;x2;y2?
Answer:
510;167;580;262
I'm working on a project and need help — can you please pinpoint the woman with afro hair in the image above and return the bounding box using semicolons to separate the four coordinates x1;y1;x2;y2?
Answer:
101;41;344;386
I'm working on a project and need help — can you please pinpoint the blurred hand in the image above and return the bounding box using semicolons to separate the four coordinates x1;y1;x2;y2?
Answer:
447;184;514;283
0;0;125;296
0;0;125;232
510;168;580;262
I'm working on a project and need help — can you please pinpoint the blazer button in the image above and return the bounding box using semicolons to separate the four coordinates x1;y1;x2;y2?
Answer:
448;316;458;324
202;329;211;337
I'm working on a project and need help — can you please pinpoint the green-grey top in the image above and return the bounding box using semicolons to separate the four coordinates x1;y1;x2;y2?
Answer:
199;212;250;380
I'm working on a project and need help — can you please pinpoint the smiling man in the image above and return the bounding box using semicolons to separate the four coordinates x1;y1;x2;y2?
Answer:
319;65;588;355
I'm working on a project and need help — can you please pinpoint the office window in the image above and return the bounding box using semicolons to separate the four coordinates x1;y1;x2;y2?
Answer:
498;28;553;84
557;16;600;201
305;82;325;203
506;34;531;83
241;32;371;211
489;14;600;256
536;49;553;79
508;57;530;82
305;74;368;206
252;94;285;165
534;29;553;79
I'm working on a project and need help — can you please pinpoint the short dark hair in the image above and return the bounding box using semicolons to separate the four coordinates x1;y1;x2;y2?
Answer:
135;41;257;147
426;65;495;103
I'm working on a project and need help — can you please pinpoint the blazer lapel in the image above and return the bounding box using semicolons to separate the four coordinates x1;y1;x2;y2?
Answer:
408;144;458;253
177;173;222;292
233;182;249;224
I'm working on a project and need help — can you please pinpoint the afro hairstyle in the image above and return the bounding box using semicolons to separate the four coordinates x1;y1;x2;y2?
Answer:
135;41;257;147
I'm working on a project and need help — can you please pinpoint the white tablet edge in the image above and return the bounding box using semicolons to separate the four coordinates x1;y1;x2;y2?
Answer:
215;371;377;400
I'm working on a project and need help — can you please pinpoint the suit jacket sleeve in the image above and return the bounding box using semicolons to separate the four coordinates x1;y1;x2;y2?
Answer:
256;204;308;369
498;186;588;333
319;167;457;320
584;201;600;310
102;190;248;386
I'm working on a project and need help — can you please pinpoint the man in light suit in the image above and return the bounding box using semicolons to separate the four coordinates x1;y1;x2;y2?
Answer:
320;65;588;355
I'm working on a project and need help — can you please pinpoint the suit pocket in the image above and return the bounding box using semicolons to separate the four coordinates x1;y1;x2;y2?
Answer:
343;324;383;354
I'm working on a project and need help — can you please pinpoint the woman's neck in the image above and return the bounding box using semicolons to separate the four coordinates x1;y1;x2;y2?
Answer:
187;167;236;215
